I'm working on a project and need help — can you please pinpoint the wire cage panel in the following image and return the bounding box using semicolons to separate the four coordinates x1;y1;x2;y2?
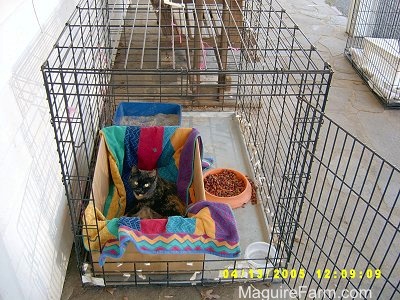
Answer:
345;0;400;107
238;95;399;298
44;0;331;106
274;101;400;299
42;0;399;298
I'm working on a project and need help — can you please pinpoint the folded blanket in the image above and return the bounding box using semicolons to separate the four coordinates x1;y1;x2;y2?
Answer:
99;201;240;265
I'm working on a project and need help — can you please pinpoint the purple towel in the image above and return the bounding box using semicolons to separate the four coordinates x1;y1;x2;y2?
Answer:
188;201;239;243
176;129;203;205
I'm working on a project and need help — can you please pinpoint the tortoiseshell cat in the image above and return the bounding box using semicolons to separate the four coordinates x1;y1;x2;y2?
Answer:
125;166;186;218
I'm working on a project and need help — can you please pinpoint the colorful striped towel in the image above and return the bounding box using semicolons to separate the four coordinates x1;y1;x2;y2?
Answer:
83;125;204;251
83;126;240;261
99;200;240;266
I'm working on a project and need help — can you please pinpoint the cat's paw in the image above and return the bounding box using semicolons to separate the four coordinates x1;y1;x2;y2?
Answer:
135;206;165;219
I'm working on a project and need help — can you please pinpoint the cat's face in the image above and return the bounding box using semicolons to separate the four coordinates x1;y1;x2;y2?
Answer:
129;166;157;200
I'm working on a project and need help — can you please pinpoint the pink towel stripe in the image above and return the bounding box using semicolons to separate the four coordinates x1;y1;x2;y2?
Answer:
137;126;164;170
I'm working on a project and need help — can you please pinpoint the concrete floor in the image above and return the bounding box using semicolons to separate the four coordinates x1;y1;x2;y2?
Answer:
325;0;351;16
283;0;400;168
61;0;399;299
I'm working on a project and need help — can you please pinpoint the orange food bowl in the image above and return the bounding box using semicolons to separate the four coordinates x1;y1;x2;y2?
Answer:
203;168;252;209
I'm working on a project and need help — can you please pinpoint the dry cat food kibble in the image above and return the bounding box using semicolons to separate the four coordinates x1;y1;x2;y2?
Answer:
246;176;258;205
204;169;246;197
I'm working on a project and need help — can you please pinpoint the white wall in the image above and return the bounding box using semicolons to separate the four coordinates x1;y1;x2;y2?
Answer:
0;1;79;299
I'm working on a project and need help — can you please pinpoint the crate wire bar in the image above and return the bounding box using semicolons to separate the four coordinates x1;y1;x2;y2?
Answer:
42;0;399;298
345;0;400;107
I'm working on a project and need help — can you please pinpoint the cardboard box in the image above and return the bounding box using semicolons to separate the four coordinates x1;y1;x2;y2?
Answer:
90;133;205;274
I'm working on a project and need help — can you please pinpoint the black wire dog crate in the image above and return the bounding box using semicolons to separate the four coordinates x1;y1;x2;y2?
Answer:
345;0;400;108
42;0;399;298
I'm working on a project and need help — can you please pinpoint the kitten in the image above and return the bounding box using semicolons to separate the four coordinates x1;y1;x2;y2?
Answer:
125;166;186;218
